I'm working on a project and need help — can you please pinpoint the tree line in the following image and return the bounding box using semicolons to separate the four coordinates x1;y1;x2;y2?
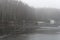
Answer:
0;0;60;35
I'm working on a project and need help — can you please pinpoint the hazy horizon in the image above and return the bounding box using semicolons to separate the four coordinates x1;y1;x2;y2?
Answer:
19;0;60;9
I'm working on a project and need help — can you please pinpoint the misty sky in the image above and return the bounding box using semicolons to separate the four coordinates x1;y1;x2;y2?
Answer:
20;0;60;9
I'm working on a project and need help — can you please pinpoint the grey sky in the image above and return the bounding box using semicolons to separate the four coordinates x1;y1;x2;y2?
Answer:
19;0;60;9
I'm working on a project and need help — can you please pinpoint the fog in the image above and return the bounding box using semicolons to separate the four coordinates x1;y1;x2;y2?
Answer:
21;0;60;9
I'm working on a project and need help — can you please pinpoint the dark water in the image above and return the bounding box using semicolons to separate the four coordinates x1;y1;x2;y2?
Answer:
1;27;60;40
2;33;60;40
